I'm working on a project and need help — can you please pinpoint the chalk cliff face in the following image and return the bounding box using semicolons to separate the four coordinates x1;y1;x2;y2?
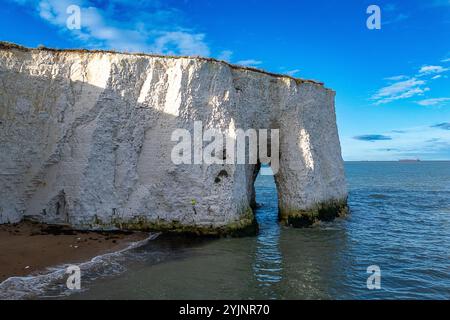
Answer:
0;43;347;235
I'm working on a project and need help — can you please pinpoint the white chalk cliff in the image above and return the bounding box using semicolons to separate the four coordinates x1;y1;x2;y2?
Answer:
0;43;347;236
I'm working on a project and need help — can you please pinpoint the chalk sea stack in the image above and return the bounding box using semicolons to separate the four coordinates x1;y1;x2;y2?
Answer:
0;42;347;236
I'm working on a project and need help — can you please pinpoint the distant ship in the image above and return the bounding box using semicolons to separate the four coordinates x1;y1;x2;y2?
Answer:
399;159;421;163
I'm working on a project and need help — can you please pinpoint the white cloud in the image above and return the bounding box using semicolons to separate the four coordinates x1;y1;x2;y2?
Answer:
153;32;210;56
372;61;450;105
11;0;211;56
342;124;450;161
384;13;409;25
371;78;429;105
286;69;301;77
384;3;397;12
416;97;450;106
418;65;449;75
217;50;233;62
442;58;450;63
384;75;409;81
235;59;263;67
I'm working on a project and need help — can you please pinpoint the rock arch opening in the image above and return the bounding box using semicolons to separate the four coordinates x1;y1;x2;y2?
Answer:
253;165;279;223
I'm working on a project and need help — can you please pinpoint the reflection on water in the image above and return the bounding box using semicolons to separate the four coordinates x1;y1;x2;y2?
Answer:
6;162;450;299
252;173;282;298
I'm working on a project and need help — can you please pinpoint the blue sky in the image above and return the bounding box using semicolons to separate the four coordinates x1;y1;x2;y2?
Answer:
1;0;450;160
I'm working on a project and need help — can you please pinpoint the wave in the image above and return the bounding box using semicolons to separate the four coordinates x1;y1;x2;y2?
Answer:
0;233;160;300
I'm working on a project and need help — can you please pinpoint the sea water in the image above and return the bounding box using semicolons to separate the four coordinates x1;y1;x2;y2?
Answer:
3;162;450;299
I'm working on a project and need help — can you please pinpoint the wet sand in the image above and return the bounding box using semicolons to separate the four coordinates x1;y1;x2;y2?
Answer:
0;221;148;282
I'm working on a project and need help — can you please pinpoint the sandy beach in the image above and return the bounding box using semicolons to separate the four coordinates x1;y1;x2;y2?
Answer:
0;221;148;282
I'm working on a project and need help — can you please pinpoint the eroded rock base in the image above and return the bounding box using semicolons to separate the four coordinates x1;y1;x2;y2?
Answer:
280;198;348;228
76;207;259;238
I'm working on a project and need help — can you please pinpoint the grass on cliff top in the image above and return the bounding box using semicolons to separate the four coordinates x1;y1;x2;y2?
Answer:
0;41;325;87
